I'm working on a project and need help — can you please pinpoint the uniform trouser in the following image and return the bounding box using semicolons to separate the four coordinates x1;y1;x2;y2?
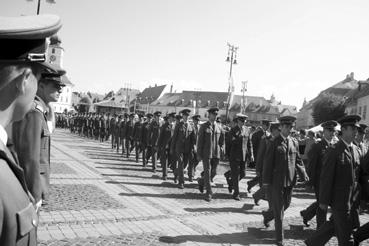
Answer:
135;141;141;161
188;152;198;179
199;158;219;195
248;176;260;189
160;148;170;178
125;138;132;158
150;146;158;170
253;186;266;201
142;145;147;166
114;135;120;152
120;137;125;154
111;133;115;148
354;221;369;243
305;208;359;246
263;185;293;243
229;159;246;196
176;153;190;185
300;186;326;229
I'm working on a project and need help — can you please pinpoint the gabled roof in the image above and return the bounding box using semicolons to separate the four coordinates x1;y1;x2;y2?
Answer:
345;81;369;106
138;84;167;104
230;95;279;114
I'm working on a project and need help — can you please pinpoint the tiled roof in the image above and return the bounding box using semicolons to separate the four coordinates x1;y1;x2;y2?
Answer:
138;84;167;104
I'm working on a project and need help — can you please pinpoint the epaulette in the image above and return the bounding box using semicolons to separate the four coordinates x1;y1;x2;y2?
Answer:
34;102;46;115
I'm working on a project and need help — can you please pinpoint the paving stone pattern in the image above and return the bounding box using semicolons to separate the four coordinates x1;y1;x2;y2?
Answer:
38;129;369;246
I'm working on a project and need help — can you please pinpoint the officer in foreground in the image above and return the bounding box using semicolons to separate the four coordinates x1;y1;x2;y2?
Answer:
13;67;66;207
262;115;308;246
305;115;362;246
0;14;62;245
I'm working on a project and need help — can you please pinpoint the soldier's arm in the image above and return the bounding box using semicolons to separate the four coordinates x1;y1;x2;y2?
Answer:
16;112;43;203
248;135;254;163
294;139;308;181
255;138;266;175
262;139;275;185
307;143;318;185
170;124;179;154
197;124;205;160
319;147;336;209
219;127;225;147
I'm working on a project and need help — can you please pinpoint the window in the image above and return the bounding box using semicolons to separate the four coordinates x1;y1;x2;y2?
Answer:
52;48;55;54
359;106;362;116
364;105;367;120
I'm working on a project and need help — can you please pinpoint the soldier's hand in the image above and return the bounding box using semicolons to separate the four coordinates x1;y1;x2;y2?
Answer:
319;204;328;211
304;175;309;182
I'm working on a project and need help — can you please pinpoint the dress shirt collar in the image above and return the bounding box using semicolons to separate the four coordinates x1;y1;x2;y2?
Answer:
0;124;8;146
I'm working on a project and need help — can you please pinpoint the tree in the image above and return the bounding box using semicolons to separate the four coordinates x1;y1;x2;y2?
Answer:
312;93;346;125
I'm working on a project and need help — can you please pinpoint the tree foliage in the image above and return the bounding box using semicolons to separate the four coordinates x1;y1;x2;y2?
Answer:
312;93;346;125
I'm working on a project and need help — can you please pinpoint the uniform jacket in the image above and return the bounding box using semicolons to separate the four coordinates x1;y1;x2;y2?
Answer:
0;140;38;246
197;121;225;160
119;120;126;138
319;139;361;211
125;120;134;140
251;128;266;161
308;138;331;188
228;125;253;162
132;121;143;141
263;134;307;188
170;120;196;154
158;121;172;150
140;121;150;147
109;118;116;134
148;120;161;147
255;134;272;175
12;96;51;203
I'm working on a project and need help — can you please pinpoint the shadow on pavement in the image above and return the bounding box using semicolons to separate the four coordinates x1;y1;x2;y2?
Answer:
102;173;162;180
184;205;260;215
118;191;235;200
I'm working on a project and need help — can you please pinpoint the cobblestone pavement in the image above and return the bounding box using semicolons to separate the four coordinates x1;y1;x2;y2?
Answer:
38;129;369;245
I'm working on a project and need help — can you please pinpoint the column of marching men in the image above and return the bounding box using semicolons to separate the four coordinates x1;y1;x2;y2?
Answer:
64;110;369;246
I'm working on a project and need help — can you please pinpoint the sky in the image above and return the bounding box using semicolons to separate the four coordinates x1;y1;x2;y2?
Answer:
1;0;369;108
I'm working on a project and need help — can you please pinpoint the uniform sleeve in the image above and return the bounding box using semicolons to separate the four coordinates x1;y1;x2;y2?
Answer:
14;111;43;202
319;147;336;206
170;124;179;154
219;128;225;147
255;138;266;174
197;124;205;160
307;143;318;185
262;139;275;185
294;139;308;180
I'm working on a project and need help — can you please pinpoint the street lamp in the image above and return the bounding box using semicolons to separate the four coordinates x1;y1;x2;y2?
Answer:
241;81;247;114
225;43;238;121
27;0;56;15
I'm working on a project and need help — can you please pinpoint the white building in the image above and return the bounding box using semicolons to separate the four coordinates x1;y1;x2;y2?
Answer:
47;35;75;113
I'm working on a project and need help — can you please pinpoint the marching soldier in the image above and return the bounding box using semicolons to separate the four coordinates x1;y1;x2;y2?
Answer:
125;113;135;158
120;113;129;155
0;14;63;245
188;114;201;181
306;115;362;246
114;115;121;152
158;112;176;180
247;119;270;192
262;116;308;246
133;114;144;163
226;113;252;200
170;109;196;188
141;113;153;167
300;120;338;228
99;114;106;142
110;114;116;149
197;107;225;202
355;124;368;156
148;111;161;172
94;113;100;140
253;122;280;206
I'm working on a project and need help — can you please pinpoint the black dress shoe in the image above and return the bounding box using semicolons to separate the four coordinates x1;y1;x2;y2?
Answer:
233;194;240;201
300;211;310;227
261;211;270;228
205;194;212;202
188;177;193;182
174;175;178;183
253;194;260;206
178;184;184;189
247;182;252;193
197;180;204;193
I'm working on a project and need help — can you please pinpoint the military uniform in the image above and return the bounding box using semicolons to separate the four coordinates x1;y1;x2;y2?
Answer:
300;121;338;228
197;108;225;201
125;115;135;158
188;115;201;180
170;109;196;187
158;113;175;180
110;116;116;149
262;116;308;245
148;112;161;171
227;114;253;200
0;14;63;245
132;117;143;162
141;115;152;167
13;96;53;203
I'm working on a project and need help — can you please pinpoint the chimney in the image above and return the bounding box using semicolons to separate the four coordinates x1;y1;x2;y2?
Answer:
350;72;354;79
155;84;157;87
170;84;173;93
